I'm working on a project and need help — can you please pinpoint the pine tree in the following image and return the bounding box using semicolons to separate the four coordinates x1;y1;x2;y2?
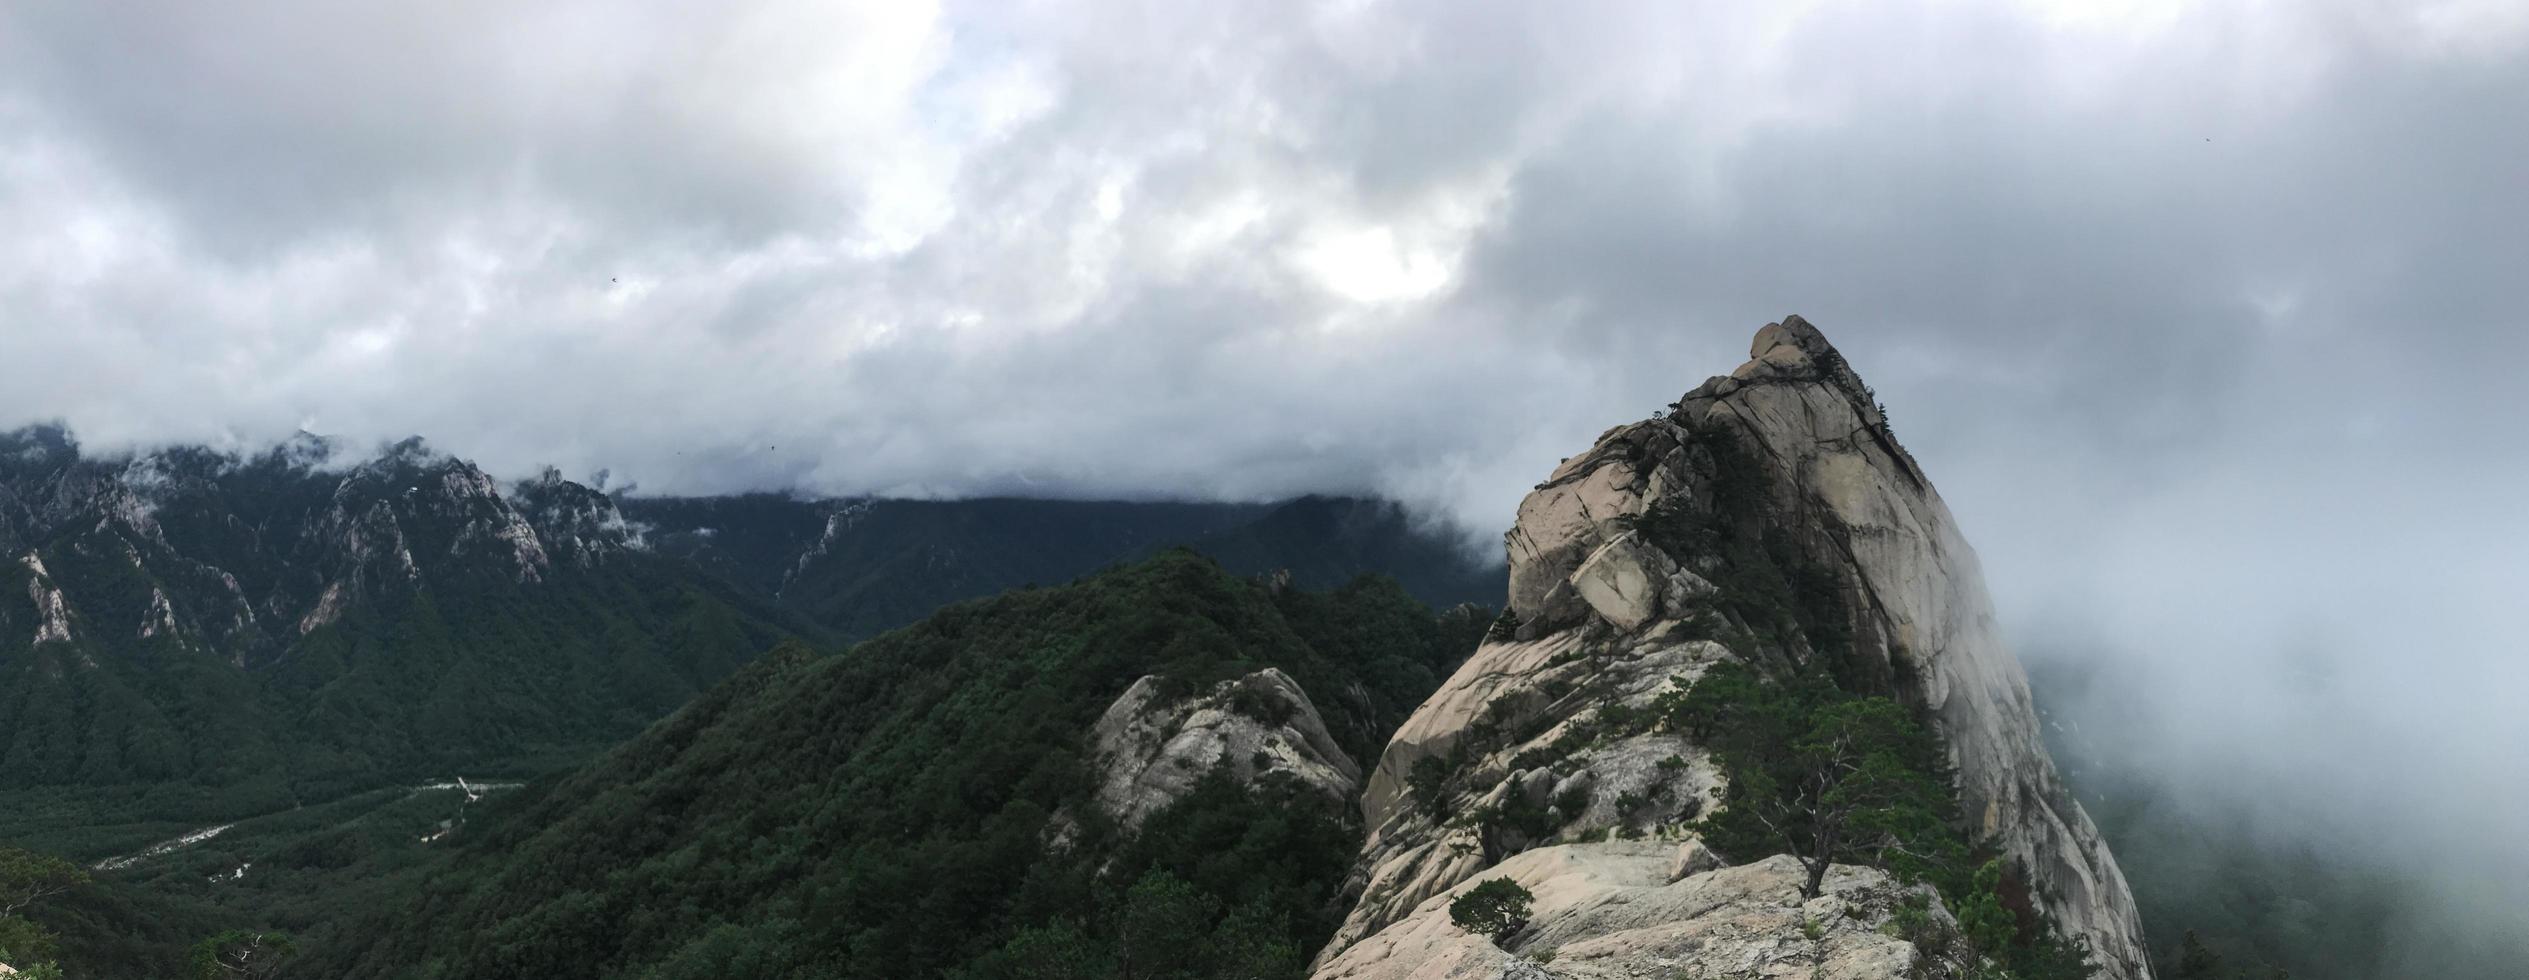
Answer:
2174;930;2226;980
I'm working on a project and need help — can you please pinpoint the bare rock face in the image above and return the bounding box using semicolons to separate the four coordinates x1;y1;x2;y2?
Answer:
511;468;650;569
1315;843;1966;980
1083;667;1363;832
1318;317;2150;979
1331;620;1732;958
20;552;75;646
0;427;641;672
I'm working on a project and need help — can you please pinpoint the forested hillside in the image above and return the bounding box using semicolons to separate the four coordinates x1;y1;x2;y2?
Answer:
293;552;1488;979
1;424;1494;833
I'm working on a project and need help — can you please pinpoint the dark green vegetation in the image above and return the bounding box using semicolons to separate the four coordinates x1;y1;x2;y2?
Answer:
20;780;527;979
630;495;1264;638
2;844;86;978
289;552;1486;979
1447;878;1534;944
957;864;1310;980
1177;496;1506;617
188;930;295;979
628;493;1505;641
1663;668;1955;898
1657;662;2094;979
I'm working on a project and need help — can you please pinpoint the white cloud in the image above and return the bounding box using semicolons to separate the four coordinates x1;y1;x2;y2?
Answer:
2;12;2523;886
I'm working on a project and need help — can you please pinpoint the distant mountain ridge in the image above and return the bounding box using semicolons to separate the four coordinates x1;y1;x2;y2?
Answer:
0;426;806;811
0;424;1499;812
626;492;1504;639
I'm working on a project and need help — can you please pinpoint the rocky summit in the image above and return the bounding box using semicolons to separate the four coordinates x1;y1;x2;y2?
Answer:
1312;317;2152;979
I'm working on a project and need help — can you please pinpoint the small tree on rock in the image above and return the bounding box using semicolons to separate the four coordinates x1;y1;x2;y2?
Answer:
1667;664;1958;900
1449;878;1534;945
0;848;85;920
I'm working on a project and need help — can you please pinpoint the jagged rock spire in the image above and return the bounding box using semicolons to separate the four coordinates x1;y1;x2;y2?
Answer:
1317;316;2153;979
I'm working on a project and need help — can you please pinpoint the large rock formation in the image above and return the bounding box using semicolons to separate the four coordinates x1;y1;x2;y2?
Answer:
1079;667;1363;832
1316;317;2150;979
1316;843;1970;980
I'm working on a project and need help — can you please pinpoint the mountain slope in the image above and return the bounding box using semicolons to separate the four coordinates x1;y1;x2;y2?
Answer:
0;429;811;844
1183;496;1504;609
294;551;1488;979
1314;317;2151;979
627;493;1503;639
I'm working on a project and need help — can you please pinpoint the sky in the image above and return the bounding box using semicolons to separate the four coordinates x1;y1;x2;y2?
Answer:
5;0;2528;955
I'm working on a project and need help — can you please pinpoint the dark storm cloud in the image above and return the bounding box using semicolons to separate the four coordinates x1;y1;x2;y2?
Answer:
3;1;2526;949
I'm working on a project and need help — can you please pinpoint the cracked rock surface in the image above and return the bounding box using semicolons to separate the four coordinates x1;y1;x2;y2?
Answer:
1317;844;1962;980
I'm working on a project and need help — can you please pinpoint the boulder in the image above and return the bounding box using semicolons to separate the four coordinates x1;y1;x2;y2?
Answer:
1666;838;1724;881
1566;530;1712;632
1080;668;1361;833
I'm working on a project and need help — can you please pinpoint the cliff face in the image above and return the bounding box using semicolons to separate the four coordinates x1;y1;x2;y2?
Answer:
1316;318;2150;979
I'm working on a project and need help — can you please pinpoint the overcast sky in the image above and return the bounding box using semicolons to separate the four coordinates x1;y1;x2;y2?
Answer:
4;1;2522;517
5;0;2528;938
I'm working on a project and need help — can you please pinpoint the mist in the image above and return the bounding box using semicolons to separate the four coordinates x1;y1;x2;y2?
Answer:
1946;442;2529;972
4;2;2525;971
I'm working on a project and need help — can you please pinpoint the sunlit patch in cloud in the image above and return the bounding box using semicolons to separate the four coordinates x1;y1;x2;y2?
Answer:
1293;223;1453;303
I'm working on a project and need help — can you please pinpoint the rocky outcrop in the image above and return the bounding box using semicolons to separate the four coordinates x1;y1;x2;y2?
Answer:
1081;668;1362;832
139;586;180;641
1317;318;2150;979
513;468;648;568
1324;602;1736;961
20;552;75;646
1316;843;1968;980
